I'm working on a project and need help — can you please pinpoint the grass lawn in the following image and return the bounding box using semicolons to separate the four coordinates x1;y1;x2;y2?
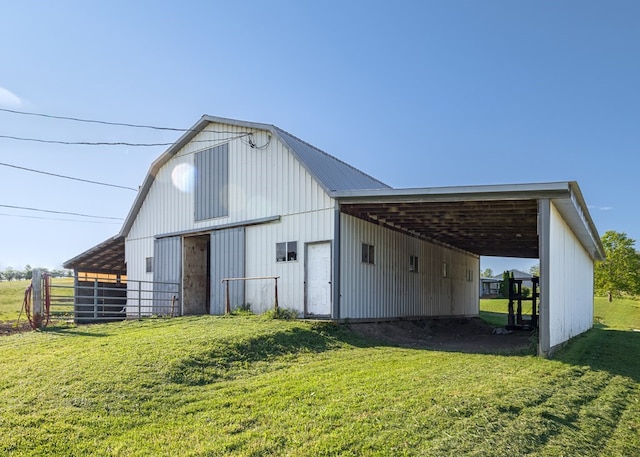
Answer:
0;298;639;456
0;279;30;321
0;278;74;322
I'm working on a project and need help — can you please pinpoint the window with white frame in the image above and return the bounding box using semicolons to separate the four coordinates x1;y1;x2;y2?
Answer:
362;243;375;265
276;241;298;262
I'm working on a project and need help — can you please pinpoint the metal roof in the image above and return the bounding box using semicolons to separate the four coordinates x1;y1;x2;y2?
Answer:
273;127;389;192
62;235;125;274
334;181;605;261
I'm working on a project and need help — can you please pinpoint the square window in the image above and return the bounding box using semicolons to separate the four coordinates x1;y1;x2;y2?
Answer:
276;241;298;262
146;257;153;273
362;243;375;264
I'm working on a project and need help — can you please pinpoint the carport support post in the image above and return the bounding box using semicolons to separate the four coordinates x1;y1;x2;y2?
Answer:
538;199;551;356
32;269;43;329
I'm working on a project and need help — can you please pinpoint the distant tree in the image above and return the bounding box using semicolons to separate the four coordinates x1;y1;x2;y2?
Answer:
24;264;33;280
529;264;540;276
3;267;16;281
499;270;512;298
481;268;494;278
594;231;640;299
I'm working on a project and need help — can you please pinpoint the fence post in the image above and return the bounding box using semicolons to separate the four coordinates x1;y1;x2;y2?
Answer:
225;280;230;314
93;279;99;320
138;281;142;319
274;277;279;312
32;269;43;328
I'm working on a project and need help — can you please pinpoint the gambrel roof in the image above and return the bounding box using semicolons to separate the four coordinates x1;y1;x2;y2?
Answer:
119;115;389;238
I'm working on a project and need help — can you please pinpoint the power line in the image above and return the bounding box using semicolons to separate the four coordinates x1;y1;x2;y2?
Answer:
0;204;124;220
0;161;138;191
0;133;253;147
0;135;176;147
0;107;191;132
0;107;257;136
0;213;122;224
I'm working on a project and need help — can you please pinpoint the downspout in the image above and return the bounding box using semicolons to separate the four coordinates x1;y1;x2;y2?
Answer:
332;202;341;320
538;199;551;356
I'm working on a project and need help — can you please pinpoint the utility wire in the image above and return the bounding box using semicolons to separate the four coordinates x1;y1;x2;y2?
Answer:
0;204;124;220
0;213;122;224
0;135;176;147
0;161;138;192
0;133;253;147
0;107;256;135
0;107;191;132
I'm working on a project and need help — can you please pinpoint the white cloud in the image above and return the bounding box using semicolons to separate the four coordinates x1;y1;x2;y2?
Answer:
0;86;23;108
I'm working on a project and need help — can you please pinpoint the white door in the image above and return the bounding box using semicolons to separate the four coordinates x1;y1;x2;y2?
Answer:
305;242;331;316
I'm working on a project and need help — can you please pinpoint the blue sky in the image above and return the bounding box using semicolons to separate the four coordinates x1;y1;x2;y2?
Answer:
1;0;638;275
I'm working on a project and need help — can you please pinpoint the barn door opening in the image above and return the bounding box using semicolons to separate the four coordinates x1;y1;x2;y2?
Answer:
182;234;210;315
305;241;332;317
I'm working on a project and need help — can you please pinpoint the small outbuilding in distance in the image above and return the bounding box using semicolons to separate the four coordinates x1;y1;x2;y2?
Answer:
65;114;605;356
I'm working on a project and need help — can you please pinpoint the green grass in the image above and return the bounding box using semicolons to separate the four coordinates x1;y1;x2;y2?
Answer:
0;279;30;321
1;299;639;456
0;278;74;322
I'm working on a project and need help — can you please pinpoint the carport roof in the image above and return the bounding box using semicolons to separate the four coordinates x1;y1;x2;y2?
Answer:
332;181;605;260
63;235;125;274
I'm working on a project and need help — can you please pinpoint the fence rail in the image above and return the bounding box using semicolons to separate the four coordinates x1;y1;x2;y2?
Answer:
221;276;280;314
47;277;180;324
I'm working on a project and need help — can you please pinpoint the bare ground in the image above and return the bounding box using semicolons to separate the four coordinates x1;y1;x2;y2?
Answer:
348;318;536;354
0;321;32;336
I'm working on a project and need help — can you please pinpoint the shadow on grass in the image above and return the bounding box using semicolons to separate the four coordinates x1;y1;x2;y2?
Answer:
168;323;358;385
41;326;110;338
554;326;640;383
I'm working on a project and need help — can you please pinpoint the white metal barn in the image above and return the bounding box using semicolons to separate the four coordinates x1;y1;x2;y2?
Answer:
66;115;604;356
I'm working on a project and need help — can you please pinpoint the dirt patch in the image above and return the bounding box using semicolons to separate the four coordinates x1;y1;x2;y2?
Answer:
348;318;536;354
0;321;32;336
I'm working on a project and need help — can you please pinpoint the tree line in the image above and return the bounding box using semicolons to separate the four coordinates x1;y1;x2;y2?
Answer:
0;265;73;281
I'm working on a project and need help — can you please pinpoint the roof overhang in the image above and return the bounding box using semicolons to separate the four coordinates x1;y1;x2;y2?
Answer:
332;181;605;261
62;235;126;274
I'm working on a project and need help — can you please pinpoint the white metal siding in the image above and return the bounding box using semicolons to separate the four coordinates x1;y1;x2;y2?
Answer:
244;209;334;315
340;214;479;319
125;124;334;288
127;126;333;241
548;202;594;348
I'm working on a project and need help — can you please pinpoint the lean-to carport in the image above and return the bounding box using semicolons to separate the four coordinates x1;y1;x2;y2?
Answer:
332;181;605;356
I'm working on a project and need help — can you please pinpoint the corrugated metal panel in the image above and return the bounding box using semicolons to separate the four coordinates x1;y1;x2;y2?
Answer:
125;238;154;315
195;143;229;221
210;227;245;314
339;214;478;320
152;236;182;314
274;127;390;192
244;209;334;315
548;202;593;348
